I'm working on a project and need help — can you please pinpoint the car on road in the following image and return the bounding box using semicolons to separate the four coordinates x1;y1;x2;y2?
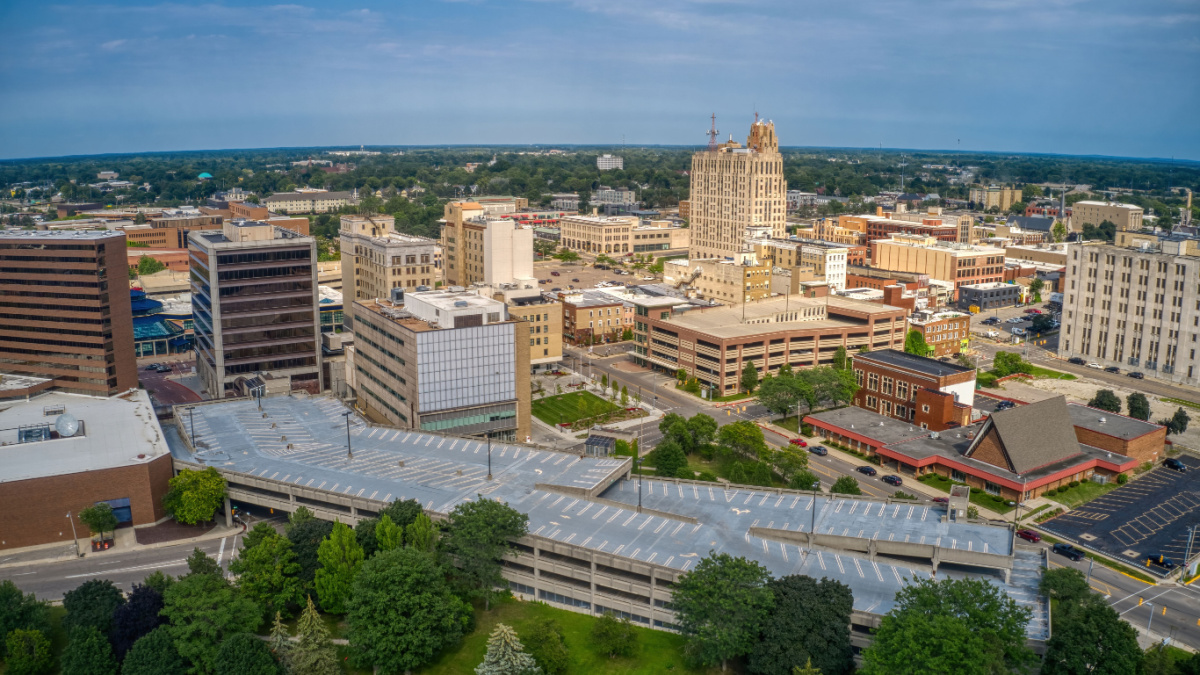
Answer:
1104;366;1120;374
1052;543;1085;561
572;278;580;282
1164;458;1187;472
995;400;1017;411
551;287;561;292
1067;357;1087;365
1146;554;1176;570
808;445;828;456
856;465;878;477
145;364;160;371
1128;371;1145;379
158;365;173;372
932;497;949;504
789;438;808;447
1016;529;1041;543
986;330;1000;338
881;475;903;486
1086;362;1102;369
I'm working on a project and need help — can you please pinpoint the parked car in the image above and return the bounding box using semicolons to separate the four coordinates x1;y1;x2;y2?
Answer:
1067;357;1087;366
789;438;808;447
1023;308;1042;314
986;330;1000;338
808;445;828;456
1010;327;1025;336
158;365;173;372
856;466;878;477
1086;362;1102;369
981;317;1000;325
551;271;560;276
1164;458;1187;472
931;497;949;504
881;475;903;486
1006;317;1024;324
1053;543;1085;561
1104;366;1120;373
1016;529;1041;543
995;400;1017;411
572;278;580;282
538;279;548;284
145;364;160;371
1147;554;1176;570
551;287;561;292
1128;371;1145;379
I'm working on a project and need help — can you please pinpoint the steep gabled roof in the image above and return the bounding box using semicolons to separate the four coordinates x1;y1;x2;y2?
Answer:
966;396;1081;474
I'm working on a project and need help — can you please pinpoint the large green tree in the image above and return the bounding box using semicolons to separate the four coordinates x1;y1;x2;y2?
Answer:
672;552;775;672
830;476;861;495
161;568;262;673
4;628;53;675
649;439;687;477
63;579;125;636
121;627;188;675
163;467;227;525
314;521;364;614
757;375;811;418
1038;568;1090;604
749;575;854;675
230;530;304;620
375;514;403;553
346;547;472;674
286;519;334;589
212;633;280;675
1125;392;1151;421
78;503;118;542
442;498;529;610
0;580;50;660
1041;597;1141;675
591;614;638;659
903;329;930;357
475;623;542;675
524;619;569;675
860;577;1034;675
185;547;222;578
290;596;340;675
60;626;118;675
109;583;166;661
1087;389;1122;414
717;421;769;462
405;512;438;552
741;362;760;393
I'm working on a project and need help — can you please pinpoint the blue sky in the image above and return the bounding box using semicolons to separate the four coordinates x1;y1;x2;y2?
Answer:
1;0;1198;160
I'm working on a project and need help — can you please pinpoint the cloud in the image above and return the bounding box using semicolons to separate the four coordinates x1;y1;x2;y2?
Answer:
99;38;125;50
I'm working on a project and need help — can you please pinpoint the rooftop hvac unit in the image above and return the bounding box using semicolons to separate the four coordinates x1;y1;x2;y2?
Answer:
389;288;405;305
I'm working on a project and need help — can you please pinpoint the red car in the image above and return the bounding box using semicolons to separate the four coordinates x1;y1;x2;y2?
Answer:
932;497;949;504
1016;529;1041;543
789;438;808;447
1023;308;1042;314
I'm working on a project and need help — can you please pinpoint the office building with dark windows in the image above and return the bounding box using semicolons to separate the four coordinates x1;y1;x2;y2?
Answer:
189;220;322;397
0;229;137;397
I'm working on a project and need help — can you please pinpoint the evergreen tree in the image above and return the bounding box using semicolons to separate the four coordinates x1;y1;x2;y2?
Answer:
475;623;542;675
291;596;340;675
285;506;316;534
267;611;292;671
60;626;118;675
314;522;364;614
109;583;165;661
230;530;304;620
375;513;404;552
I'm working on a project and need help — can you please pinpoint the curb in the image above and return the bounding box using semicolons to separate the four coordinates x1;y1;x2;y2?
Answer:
0;524;241;571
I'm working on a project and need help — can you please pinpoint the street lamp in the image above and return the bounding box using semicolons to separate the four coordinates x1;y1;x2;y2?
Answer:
486;433;493;481
341;411;354;459
66;511;81;557
186;406;196;448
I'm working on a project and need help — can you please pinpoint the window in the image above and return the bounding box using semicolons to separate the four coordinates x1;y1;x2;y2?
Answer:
951;469;966;481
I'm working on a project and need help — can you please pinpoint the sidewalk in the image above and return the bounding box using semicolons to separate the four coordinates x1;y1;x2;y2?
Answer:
0;521;241;572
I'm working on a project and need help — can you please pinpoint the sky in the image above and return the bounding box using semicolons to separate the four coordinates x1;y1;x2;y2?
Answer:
1;0;1198;160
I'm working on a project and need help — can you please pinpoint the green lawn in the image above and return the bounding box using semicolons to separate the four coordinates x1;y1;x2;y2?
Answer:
916;474;1014;514
419;596;718;674
1025;365;1076;380
532;391;619;426
1045;480;1119;508
1162;396;1200;411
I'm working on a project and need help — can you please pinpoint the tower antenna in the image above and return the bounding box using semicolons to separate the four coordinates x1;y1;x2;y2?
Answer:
706;113;719;152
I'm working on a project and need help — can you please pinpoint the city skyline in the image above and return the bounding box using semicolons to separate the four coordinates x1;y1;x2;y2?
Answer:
2;0;1198;160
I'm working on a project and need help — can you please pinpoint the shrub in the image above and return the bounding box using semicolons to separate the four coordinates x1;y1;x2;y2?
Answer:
1069;480;1080;488
591;613;638;659
1116;473;1128;485
800;423;814;436
697;471;718;482
1045;488;1057;496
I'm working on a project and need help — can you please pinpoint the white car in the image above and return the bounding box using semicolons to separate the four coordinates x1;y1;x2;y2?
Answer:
1087;362;1103;369
642;276;655;280
1011;327;1025;336
986;330;1000;338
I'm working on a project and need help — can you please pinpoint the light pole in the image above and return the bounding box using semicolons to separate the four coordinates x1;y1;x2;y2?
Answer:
187;407;196;447
635;426;643;514
66;511;81;557
341;411;353;459
486;433;493;480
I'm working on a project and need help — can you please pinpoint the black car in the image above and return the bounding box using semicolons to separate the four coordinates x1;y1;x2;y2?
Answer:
856;466;878;477
808;445;828;456
1128;371;1145;379
1147;554;1176;570
1067;357;1086;366
1053;543;1085;561
1164;458;1187;472
1104;366;1120;374
145;364;160;371
995;400;1016;411
981;317;1000;325
882;475;903;486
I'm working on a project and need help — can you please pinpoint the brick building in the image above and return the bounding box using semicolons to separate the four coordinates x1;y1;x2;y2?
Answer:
561;291;630;346
906;309;971;357
851;350;975;430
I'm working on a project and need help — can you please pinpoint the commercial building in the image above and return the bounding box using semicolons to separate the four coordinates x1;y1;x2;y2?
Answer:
907;309;972;357
190;221;322;397
262;190;357;214
957;282;1022;310
640;295;907;394
0;389;173;550
441;203;536;287
631;222;690;253
806;396;1148;501
474;283;564;370
558;214;636;255
850;349;974;430
786;190;819;211
561;290;632;346
969;185;1022;212
1072;201;1144;232
677;200;690;220
689;256;772;304
550;194;579;211
591;187;636;206
752;238;849;291
1059;238;1200;385
351;291;530;440
688;119;786;260
596;154;624;170
1004;242;1070;267
0;229;138;396
870;235;1006;299
339;215;438;328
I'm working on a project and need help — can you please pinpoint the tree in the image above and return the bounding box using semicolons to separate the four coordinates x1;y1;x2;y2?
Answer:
267;612;291;670
1051;220;1068;243
1038;568;1090;605
591;614;638;659
749;575;854;675
685;414;719;452
476;623;542;674
142;570;175;596
830;476;861;495
290;596;340;675
524;619;569;675
0;580;50;661
314;521;364;614
231;530;303;620
673;552;775;672
379;498;424;531
346;547;472;674
741;362;760;394
757;375;809;418
676;368;687;383
1042;597;1141;675
5;628;53;675
213;633;281;675
186;547;222;577
405;512;438;552
992;351;1030;377
903;329;930;357
285;506;316;533
717;421;769;462
620;384;629;406
773;448;808;482
860;577;1034;675
287;519;334;589
78;503;118;542
163;467;227;525
442;498;529;610
121;626;187;675
1087;389;1121;414
1126;392;1151;421
600;373;609;390
374;514;404;552
650;439;687;477
1028;278;1044;296
793;660;823;675
355;517;380;558
243;522;278;551
162;568;262;674
133;211;148;224
63;579;125;636
60;625;118;675
832;346;849;371
136;255;167;277
109;583;165;661
1163;407;1192;435
552;249;579;262
788;470;821;491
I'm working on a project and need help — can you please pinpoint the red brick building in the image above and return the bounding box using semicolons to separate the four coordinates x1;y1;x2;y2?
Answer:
851;349;975;430
906;309;971;357
865;218;959;245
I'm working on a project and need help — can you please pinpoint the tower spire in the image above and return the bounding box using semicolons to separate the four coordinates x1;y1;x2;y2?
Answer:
706;113;719;152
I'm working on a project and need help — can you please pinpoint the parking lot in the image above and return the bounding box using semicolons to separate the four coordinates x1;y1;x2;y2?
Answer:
1040;454;1200;576
533;259;657;293
972;305;1059;341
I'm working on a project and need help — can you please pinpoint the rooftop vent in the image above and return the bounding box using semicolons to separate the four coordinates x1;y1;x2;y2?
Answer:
454;300;468;307
930;431;940;439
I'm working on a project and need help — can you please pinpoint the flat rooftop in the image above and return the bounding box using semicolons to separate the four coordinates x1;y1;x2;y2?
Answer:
0;390;169;483
0;228;123;240
857;349;974;378
1067;404;1163;441
166;395;1042;631
660;296;901;340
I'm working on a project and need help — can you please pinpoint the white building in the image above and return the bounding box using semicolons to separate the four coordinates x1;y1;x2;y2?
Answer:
481;218;536;286
596;154;624;171
591;187;637;206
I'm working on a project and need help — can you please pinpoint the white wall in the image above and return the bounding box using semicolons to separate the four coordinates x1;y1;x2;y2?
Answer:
940;379;976;409
483;220;534;285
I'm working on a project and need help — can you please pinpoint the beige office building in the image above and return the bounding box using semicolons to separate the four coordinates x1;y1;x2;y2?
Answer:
558;214;636;255
632;222;690;253
870;235;1006;297
1072;201;1144;232
440;202;535;287
262;190;357;214
340;215;438;328
753;238;849;291
688;119;786;259
689;256;772;305
969;185;1022;212
475;283;564;370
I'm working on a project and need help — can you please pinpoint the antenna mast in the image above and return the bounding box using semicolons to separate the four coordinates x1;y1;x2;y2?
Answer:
706;114;719;152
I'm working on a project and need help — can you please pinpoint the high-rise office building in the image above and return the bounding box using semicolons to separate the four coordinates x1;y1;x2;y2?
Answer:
339;215;438;328
190;220;322;397
688;119;786;260
0;229;137;397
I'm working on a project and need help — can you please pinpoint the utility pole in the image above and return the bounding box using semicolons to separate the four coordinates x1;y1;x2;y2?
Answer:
486;433;493;480
66;511;81;557
341;411;353;459
1086;558;1094;586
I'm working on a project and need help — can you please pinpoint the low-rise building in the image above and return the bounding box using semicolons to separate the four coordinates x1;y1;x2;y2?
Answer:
262;190;357;214
474;283;564;371
632;222;690;253
690;256;772;304
558;214;636;255
561;291;631;346
906;310;971;357
969;185;1022;212
851;349;974;430
957;282;1021;311
1003;242;1070;267
752;238;849;291
591;187;636;206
